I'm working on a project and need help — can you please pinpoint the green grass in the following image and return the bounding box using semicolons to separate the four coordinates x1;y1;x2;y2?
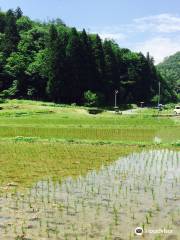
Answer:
0;126;157;141
0;126;179;143
137;107;176;115
0;99;179;189
0;100;179;144
0;100;179;240
0;142;140;189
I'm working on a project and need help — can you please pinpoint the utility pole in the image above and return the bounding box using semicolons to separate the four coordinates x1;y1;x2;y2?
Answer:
158;82;161;106
114;90;119;108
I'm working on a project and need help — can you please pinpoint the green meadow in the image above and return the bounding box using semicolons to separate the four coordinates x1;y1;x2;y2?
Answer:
0;99;179;187
0;100;179;239
0;100;179;143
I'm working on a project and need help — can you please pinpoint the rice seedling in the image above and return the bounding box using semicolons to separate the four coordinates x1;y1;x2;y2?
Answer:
0;149;179;239
0;100;179;146
0;101;179;239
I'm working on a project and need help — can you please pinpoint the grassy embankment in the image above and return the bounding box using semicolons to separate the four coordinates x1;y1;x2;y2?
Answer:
0;99;179;189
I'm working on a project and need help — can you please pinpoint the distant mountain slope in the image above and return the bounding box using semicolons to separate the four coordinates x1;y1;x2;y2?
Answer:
157;52;180;95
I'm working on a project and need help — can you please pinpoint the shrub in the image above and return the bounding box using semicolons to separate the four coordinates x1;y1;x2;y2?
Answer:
1;80;18;99
84;90;99;107
0;98;6;104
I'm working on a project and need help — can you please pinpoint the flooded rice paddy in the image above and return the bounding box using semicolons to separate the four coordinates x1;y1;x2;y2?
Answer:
0;149;179;240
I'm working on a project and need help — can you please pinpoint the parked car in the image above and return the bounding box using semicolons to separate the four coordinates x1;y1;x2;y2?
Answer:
174;105;180;115
156;104;163;111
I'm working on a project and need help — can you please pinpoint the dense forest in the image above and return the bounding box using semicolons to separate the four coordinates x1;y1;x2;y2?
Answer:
157;52;180;102
0;8;177;106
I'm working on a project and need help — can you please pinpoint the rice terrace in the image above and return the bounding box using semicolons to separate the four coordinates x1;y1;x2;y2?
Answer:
0;1;180;240
0;100;179;240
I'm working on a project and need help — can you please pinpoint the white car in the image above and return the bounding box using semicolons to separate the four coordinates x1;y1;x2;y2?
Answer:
174;106;180;115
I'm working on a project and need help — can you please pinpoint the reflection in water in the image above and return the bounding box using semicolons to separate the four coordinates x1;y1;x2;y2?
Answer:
0;150;180;239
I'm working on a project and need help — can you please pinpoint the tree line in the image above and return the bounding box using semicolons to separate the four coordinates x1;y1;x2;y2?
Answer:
0;8;177;106
157;52;180;102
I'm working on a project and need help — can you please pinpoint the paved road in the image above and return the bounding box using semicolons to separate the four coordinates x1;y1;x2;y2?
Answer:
121;108;140;115
108;108;143;115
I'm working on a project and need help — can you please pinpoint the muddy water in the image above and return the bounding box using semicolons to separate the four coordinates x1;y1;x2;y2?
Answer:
0;149;179;240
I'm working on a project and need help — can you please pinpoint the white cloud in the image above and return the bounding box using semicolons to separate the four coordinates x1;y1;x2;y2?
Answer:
133;14;180;33
95;14;180;35
134;37;180;64
98;32;126;41
89;13;180;63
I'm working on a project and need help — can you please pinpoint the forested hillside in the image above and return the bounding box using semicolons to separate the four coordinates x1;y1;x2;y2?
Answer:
0;8;176;106
157;52;180;101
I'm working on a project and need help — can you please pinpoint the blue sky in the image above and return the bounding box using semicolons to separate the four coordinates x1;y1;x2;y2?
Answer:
0;0;180;63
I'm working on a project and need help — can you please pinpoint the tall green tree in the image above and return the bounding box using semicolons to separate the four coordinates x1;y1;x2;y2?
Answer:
103;40;118;104
92;35;105;92
80;29;96;92
46;25;67;102
15;7;23;19
3;9;19;56
66;28;84;104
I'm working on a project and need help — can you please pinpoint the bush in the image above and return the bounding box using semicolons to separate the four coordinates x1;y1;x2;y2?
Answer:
0;80;18;99
164;103;176;110
0;98;6;104
151;95;159;105
84;90;99;107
